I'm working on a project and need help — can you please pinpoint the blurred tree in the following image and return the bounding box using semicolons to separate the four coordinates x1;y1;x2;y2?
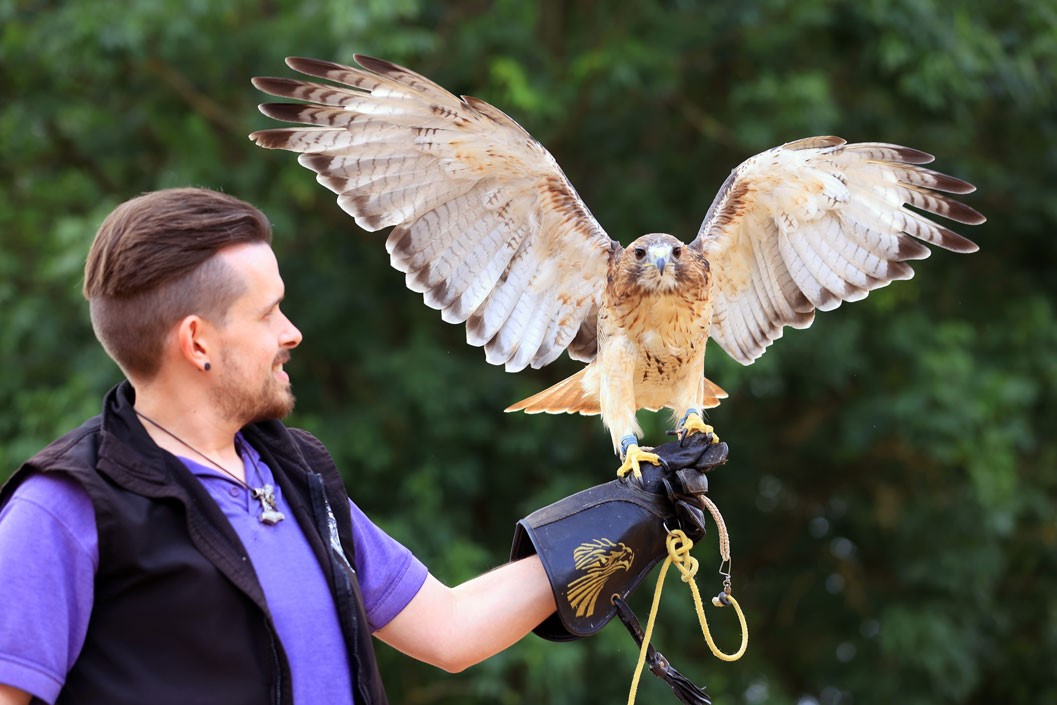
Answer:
1;0;1054;704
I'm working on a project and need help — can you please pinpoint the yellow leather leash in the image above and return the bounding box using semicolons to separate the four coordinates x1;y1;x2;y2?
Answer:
626;495;748;705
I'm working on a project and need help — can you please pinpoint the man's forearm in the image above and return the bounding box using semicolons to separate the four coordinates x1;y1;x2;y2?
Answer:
374;555;555;672
0;683;31;705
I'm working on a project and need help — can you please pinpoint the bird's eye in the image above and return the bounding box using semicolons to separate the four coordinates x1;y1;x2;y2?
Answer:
634;247;646;260
672;247;682;259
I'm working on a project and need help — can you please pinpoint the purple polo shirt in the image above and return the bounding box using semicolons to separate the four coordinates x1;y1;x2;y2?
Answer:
0;441;427;704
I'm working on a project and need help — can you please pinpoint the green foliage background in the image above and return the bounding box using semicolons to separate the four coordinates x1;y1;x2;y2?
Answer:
2;1;1054;703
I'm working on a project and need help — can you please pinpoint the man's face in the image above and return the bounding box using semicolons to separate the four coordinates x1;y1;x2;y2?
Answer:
208;243;302;424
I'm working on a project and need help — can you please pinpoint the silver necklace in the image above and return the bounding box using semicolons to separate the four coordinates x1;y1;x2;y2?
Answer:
135;410;286;525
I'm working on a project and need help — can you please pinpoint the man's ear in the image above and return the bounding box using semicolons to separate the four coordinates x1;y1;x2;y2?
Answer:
176;315;213;373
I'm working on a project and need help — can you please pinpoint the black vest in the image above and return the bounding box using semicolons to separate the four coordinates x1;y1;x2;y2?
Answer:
0;382;388;705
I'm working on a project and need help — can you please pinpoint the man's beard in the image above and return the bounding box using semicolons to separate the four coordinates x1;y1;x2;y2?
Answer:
211;350;295;425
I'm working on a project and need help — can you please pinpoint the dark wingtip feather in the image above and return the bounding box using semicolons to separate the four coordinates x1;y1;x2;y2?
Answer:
940;198;987;226
285;56;352;78
893;145;935;165
886;260;916;280
299;153;332;171
247;128;279;147
814;287;841;312
251;76;313;99
924;170;978;195
954;202;986;226
937;227;980;253
896;236;931;261
247;127;304;149
256;103;309;123
790;289;814;314
353;54;402;76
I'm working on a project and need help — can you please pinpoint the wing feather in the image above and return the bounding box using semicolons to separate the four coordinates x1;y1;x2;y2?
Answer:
475;238;543;360
445;223;530;324
251;55;619;369
403;201;505;296
489;285;541;367
753;229;813;327
695;137;982;364
506;289;557;371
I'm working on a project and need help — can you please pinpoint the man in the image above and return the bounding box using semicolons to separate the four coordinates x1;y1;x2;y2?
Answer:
0;188;557;705
0;188;716;705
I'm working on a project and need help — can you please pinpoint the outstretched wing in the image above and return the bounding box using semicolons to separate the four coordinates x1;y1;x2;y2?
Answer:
691;136;984;365
250;56;619;371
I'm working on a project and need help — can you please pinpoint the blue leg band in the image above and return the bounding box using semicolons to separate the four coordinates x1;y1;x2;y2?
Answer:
620;434;638;456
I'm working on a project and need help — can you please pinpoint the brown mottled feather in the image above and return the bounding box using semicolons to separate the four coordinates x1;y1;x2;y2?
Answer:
693;137;983;365
250;58;983;456
252;55;618;373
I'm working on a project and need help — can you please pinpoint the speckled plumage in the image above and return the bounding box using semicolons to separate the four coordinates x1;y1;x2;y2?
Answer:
250;56;984;454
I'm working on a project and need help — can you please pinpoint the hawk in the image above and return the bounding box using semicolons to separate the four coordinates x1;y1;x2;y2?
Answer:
249;56;984;477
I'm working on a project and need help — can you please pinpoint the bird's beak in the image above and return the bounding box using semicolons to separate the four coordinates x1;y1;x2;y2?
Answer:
647;244;673;276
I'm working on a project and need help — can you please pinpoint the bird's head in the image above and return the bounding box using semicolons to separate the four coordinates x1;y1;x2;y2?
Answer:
618;233;704;293
607;543;635;572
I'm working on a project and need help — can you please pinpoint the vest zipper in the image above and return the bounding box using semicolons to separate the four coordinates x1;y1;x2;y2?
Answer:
266;618;283;704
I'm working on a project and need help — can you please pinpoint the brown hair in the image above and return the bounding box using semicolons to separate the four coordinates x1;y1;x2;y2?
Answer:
84;188;272;380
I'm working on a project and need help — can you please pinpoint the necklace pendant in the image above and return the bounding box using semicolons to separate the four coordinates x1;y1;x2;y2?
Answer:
259;508;286;525
251;484;286;525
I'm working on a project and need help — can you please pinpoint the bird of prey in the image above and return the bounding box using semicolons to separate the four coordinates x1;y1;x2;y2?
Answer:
249;55;984;478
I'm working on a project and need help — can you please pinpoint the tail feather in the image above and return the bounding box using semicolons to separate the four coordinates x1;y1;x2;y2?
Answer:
699;376;728;408
505;367;600;415
506;369;729;417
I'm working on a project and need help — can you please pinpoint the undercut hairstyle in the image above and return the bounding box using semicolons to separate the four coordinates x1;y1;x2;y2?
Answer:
84;187;272;380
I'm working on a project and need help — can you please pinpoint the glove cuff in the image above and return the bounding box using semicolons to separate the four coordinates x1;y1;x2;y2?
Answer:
511;479;672;641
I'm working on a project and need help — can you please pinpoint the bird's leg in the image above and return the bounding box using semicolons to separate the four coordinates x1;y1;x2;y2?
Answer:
616;434;661;481
675;407;720;445
599;341;660;480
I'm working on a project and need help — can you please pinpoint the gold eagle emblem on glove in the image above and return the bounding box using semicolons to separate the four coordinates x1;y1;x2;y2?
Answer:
567;539;636;618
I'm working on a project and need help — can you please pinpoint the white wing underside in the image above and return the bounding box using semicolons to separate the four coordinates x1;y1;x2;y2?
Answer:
250;56;618;372
251;59;982;375
692;136;984;365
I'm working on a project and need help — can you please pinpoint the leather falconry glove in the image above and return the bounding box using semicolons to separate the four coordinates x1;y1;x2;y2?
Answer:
511;432;727;640
511;432;728;705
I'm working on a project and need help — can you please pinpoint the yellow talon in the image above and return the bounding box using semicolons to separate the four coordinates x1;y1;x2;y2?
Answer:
617;443;662;480
681;411;720;444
